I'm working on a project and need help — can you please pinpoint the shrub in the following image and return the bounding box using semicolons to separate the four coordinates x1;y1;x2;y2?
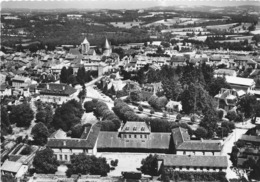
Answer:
226;111;237;121
150;109;155;114
217;109;224;120
20;145;32;155
110;159;119;167
138;105;143;112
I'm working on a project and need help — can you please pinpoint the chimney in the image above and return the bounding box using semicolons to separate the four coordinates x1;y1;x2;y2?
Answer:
63;141;66;146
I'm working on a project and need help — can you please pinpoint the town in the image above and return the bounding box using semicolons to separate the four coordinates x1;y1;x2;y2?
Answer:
1;2;260;182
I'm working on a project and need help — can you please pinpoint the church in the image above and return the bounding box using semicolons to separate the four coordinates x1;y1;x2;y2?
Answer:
80;37;112;57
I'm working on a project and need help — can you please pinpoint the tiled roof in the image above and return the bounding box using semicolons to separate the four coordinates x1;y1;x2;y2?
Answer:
177;141;222;151
120;121;150;133
97;132;171;149
171;56;186;62
158;155;228;168
214;69;236;76
1;160;23;173
47;124;100;149
240;135;260;144
171;127;190;147
172;127;222;151
40;83;77;96
235;56;251;61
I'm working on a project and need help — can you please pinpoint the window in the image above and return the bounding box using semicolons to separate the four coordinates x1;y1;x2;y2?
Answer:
186;167;190;170
126;127;129;131
200;167;203;170
141;127;145;131
140;135;142;138
133;127;137;131
65;155;68;161
124;134;127;138
134;135;137;138
183;151;186;155
60;155;62;160
145;135;147;138
129;135;131;138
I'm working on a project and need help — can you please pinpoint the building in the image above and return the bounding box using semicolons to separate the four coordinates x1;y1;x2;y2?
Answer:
214;88;238;112
237;135;260;167
1;160;28;178
166;100;182;113
47;124;101;161
158;154;228;172
39;83;77;104
97;121;172;153
170;55;186;67
11;75;32;89
102;38;112;56
214;69;237;77
225;76;255;92
172;127;222;156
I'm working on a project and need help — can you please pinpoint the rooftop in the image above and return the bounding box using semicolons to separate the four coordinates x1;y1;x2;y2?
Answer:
1;160;23;173
97;132;171;150
240;135;260;144
40;83;77;96
158;155;228;168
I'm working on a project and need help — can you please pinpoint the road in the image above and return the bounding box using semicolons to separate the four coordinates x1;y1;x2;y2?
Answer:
221;128;247;180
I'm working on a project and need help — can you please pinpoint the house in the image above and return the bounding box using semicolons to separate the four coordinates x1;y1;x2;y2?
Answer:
141;82;163;101
214;69;237;77
0;83;12;96
97;121;172;153
237;135;260;167
39;83;77;104
214;88;238;112
166;100;182;113
157;154;228;172
47;124;101;161
172;127;222;156
234;56;252;69
11;75;32;89
170;55;186;67
1;160;28;178
225;76;255;92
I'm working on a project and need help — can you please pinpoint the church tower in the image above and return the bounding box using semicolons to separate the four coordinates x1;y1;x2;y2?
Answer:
102;38;112;56
81;37;90;54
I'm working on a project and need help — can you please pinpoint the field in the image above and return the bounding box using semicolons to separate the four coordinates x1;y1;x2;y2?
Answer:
110;21;143;28
206;23;238;30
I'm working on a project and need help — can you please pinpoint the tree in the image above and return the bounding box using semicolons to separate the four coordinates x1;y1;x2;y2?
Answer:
130;90;142;101
67;74;77;86
71;124;84;138
1;105;12;135
194;127;208;139
20;145;32;155
77;66;86;85
208;76;231;97
35;104;53;127
9;103;34;127
252;34;260;44
52;99;84;131
237;94;257;118
66;153;110;177
31;122;49;146
33;147;59;174
141;154;158;176
67;67;74;77
150;108;155;114
199;108;219;138
84;100;96;113
226;111;237;121
60;67;68;83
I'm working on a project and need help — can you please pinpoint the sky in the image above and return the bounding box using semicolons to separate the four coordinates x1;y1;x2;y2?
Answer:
1;0;260;10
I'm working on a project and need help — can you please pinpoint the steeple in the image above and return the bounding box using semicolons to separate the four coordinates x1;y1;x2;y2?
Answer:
102;38;112;56
82;37;89;44
81;37;90;54
103;38;111;50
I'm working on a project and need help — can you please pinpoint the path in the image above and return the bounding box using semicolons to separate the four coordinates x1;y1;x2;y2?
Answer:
221;128;247;180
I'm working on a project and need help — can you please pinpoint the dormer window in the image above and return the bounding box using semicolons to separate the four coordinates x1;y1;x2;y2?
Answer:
133;127;137;131
141;127;145;131
125;127;129;131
